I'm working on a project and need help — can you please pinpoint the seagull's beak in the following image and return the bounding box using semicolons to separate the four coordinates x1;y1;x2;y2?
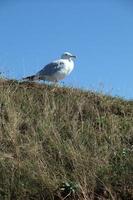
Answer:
71;55;76;59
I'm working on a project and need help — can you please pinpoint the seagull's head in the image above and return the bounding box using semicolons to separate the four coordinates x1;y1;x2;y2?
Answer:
61;52;76;60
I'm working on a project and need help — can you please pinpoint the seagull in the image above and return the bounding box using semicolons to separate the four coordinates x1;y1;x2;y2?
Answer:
23;52;76;82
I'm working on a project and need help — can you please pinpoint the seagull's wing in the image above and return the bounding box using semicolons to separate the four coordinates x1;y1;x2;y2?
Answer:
37;60;65;77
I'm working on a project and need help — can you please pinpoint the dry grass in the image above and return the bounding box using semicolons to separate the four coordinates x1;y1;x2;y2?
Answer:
0;78;133;200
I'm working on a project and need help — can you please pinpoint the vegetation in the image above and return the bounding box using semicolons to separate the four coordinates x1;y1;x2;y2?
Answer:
0;79;133;200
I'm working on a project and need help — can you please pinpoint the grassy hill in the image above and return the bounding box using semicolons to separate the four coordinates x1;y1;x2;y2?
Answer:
0;79;133;200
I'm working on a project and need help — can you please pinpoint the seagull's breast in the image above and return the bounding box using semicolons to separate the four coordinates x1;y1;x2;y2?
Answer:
50;59;74;81
57;60;74;79
60;59;74;74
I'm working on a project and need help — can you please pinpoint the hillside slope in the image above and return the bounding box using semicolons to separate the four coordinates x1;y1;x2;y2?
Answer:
0;79;133;200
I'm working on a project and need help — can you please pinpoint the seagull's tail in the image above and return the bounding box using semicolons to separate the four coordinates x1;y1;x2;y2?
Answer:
22;75;38;81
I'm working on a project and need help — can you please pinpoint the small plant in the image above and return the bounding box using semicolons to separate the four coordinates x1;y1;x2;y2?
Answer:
55;181;79;199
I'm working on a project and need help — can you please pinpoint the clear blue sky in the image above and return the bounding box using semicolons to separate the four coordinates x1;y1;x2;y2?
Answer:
0;0;133;99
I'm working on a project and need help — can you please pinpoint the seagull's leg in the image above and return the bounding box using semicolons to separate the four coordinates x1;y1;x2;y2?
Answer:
60;81;65;87
42;80;46;84
52;80;59;87
51;80;60;92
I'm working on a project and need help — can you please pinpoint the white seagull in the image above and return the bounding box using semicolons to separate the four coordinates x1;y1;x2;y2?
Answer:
23;52;76;82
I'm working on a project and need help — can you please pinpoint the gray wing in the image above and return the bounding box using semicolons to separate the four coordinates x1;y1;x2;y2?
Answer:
36;61;64;77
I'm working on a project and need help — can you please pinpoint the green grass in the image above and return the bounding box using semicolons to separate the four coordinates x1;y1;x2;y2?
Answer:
0;79;133;200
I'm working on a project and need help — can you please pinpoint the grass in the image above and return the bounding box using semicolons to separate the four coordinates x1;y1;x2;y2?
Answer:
0;78;133;200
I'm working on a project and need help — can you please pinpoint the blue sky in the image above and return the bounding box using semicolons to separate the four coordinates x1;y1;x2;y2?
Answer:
0;0;133;99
